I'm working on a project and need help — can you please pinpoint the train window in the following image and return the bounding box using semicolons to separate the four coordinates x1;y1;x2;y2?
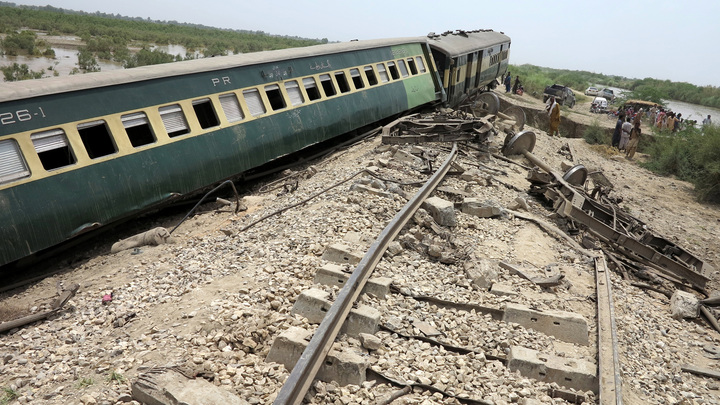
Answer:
264;84;286;111
159;104;190;137
219;93;245;122
406;58;418;75
376;63;389;83
334;72;350;93
387;62;400;80
122;112;156;148
363;66;378;86
319;74;336;97
0;139;30;184
192;98;220;129
77;120;117;159
284;81;305;106
349;69;364;89
31;129;75;170
243;89;267;117
415;57;426;73
397;60;409;78
303;78;321;101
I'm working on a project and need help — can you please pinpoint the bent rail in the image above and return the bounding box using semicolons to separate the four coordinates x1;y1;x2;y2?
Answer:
273;144;459;405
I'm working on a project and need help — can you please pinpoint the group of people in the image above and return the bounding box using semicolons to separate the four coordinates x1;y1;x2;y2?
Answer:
647;107;683;132
611;114;642;159
503;73;523;95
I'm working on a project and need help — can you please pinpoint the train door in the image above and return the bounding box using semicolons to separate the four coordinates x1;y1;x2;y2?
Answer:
475;50;484;88
464;52;477;94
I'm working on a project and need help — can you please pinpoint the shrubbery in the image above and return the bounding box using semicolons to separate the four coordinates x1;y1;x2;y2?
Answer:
583;121;610;145
642;125;720;203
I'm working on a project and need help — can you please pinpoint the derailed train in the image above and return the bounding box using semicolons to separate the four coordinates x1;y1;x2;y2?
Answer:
0;29;510;268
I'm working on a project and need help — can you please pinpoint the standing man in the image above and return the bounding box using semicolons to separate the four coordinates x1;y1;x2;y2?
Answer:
612;114;624;148
619;117;632;151
626;120;642;159
504;72;511;93
703;115;712;126
547;96;560;137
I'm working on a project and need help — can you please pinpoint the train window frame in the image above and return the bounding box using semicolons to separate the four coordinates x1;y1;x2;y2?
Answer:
349;68;364;90
397;60;409;78
0;138;30;184
303;77;321;101
376;63;389;83
363;66;378;86
334;71;351;93
415;56;426;73
387;62;400;80
243;88;267;117
319;74;336;97
77;120;117;159
264;84;287;111
121;112;156;148
219;93;245;122
159;104;190;138
192;98;220;129
284;80;305;106
406;58;418;75
30;128;76;171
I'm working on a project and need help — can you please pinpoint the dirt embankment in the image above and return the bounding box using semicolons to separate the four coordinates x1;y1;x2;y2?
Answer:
497;90;635;139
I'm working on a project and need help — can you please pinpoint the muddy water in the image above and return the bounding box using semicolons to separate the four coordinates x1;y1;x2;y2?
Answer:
0;45;124;77
663;99;720;124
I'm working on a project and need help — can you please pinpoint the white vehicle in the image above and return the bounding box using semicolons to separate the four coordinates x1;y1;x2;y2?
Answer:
590;97;608;113
585;87;599;96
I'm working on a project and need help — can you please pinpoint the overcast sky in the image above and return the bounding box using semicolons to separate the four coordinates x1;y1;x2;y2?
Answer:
13;0;720;87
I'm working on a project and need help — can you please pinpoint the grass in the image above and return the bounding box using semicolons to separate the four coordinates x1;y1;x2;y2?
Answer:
107;370;126;384
583;121;611;145
641;125;720;203
77;377;94;388
1;387;19;405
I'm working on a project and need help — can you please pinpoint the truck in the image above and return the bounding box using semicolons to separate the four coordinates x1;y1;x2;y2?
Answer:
542;84;576;108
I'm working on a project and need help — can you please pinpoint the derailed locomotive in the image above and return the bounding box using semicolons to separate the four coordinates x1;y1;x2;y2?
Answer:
0;29;510;269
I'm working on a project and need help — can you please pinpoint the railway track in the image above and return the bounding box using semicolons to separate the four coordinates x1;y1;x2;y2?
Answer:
1;108;719;405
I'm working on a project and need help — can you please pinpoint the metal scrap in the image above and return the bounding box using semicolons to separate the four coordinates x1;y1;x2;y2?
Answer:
502;130;709;292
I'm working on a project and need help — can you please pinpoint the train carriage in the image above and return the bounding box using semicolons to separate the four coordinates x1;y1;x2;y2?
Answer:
428;30;510;106
0;30;510;269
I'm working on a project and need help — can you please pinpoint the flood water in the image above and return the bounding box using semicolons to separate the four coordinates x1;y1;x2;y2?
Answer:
663;99;718;124
0;45;124;77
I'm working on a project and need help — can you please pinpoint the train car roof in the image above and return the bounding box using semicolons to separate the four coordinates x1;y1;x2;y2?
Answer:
426;30;510;56
0;36;428;103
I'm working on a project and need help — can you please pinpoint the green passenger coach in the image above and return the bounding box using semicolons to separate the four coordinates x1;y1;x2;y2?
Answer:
0;29;510;269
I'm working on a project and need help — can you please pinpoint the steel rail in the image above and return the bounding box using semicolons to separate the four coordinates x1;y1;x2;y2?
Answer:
273;143;459;405
595;256;623;405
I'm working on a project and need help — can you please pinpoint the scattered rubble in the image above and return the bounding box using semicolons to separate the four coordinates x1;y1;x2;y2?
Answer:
0;97;719;405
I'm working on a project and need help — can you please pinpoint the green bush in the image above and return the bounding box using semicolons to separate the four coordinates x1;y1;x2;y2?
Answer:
1;62;44;81
642;125;720;202
583;121;610;145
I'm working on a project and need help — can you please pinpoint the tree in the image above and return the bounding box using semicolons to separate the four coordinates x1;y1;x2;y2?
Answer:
1;62;44;81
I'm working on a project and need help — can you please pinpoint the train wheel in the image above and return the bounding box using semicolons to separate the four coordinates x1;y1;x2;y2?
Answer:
471;92;500;116
502;105;526;131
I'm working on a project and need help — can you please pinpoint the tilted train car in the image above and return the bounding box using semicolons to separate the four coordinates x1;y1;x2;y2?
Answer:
0;30;510;268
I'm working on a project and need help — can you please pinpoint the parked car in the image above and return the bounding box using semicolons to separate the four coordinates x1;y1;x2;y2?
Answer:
599;88;615;101
585;87;599;96
543;84;576;108
590;97;608;113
